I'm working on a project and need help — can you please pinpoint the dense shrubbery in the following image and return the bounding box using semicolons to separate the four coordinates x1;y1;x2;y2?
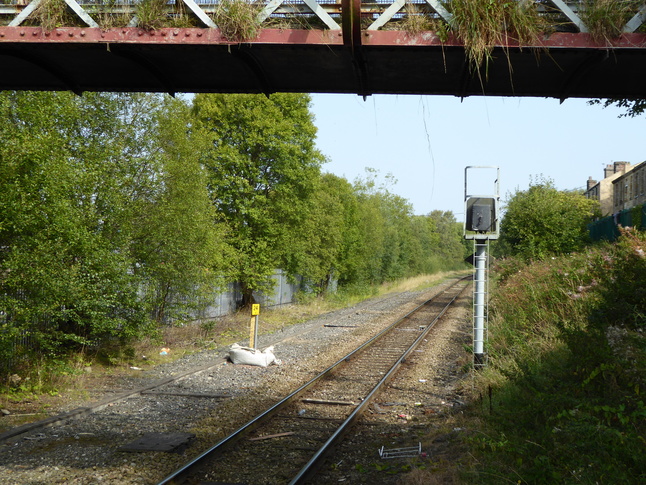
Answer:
498;177;599;261
0;93;226;374
0;92;467;380
469;229;645;483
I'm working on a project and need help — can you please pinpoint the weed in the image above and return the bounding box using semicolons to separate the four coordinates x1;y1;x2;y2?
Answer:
135;0;195;30
136;0;168;30
90;0;131;29
33;0;70;30
581;0;641;45
264;13;326;31
213;0;262;42
464;233;646;483
401;3;435;36
355;463;368;473
0;354;89;396
448;0;546;73
434;19;450;43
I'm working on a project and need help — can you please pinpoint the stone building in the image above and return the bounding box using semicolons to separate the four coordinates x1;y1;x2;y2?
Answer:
585;161;632;216
612;161;646;213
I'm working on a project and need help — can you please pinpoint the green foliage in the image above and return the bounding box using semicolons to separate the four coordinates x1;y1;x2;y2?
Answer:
630;205;643;230
428;210;470;265
89;0;130;29
499;177;599;261
32;0;72;30
352;171;416;283
468;232;645;483
0;92;229;374
401;3;436;36
0;92;146;365
313;171;469;289
134;0;195;30
290;173;354;293
132;97;233;322
589;98;646;117
193;93;324;304
136;0;169;30
0;90;472;381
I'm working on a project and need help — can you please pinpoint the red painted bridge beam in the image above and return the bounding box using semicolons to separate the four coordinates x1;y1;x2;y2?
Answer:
1;25;645;48
1;22;646;97
341;0;368;97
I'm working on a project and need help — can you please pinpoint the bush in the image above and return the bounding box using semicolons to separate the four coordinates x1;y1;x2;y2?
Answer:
468;232;645;483
499;177;599;261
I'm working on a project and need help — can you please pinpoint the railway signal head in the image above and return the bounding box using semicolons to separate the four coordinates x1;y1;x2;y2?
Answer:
464;166;500;240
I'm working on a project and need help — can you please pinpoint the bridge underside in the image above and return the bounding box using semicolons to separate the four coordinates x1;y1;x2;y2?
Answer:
1;27;645;100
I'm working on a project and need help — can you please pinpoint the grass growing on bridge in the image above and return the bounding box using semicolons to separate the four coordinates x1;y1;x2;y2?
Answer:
448;0;546;72
136;0;195;30
33;0;73;30
582;0;642;44
214;0;262;41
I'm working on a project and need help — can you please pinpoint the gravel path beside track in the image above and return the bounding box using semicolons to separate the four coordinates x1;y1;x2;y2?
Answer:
0;277;472;484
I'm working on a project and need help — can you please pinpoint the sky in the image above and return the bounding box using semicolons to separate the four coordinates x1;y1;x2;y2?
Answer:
310;94;645;221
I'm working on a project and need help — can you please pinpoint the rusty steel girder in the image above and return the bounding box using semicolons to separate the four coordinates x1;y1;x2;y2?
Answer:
1;0;646;98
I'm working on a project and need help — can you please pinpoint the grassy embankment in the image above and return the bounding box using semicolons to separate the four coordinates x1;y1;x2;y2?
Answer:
456;230;645;484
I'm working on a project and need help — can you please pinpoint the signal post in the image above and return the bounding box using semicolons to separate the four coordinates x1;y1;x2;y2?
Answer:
463;166;500;369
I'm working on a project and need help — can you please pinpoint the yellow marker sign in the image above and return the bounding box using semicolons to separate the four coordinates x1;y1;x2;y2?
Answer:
250;304;260;349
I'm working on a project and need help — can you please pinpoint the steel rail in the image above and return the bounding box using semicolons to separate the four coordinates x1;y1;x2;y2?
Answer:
157;276;470;485
289;280;467;484
0;280;454;446
0;357;230;444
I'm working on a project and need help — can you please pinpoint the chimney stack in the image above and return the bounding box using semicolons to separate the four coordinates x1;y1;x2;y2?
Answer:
604;164;614;178
614;161;630;174
587;176;597;191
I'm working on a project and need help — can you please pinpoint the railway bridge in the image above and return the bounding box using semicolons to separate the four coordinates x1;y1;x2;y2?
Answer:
1;0;645;99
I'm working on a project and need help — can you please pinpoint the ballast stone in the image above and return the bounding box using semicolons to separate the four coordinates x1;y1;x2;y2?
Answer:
118;432;195;453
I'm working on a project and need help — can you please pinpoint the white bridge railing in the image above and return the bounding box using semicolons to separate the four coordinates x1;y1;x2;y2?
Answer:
1;0;645;35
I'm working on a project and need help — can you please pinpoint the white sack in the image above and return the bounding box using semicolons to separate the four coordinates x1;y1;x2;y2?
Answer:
228;343;281;367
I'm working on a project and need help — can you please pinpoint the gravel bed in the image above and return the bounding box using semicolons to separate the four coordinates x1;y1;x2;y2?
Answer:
0;278;469;484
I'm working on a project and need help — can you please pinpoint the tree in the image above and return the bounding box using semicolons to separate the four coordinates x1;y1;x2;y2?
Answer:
589;98;646;118
285;173;353;293
313;174;365;288
409;215;441;274
499;177;599;260
0;92;149;362
130;97;232;322
428;210;468;265
192;93;325;305
0;92;233;371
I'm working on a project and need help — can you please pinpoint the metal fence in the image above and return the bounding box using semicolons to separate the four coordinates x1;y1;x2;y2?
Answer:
588;204;646;242
200;269;302;318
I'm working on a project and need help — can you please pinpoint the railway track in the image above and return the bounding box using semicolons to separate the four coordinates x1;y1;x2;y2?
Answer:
0;283;436;446
0;277;470;484
158;277;469;485
0;359;233;445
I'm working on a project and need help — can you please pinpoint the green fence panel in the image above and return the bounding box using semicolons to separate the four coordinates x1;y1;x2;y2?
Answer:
589;216;620;242
589;204;645;242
